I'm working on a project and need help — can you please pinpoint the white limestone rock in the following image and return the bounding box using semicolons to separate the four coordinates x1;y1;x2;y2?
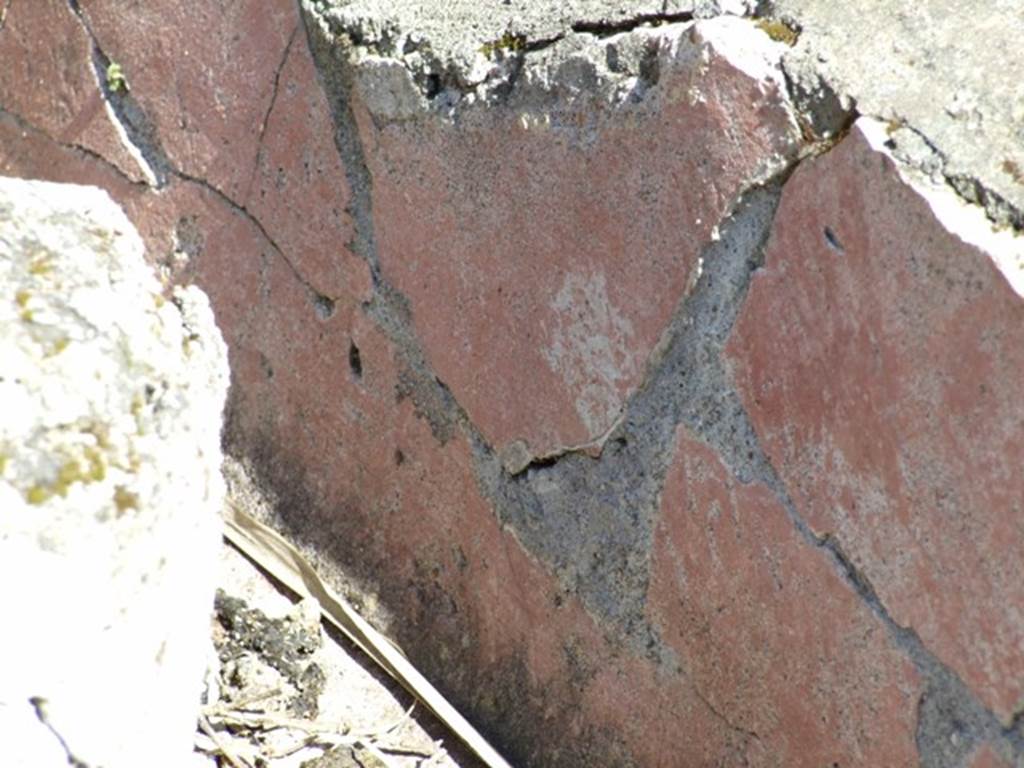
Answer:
0;176;229;768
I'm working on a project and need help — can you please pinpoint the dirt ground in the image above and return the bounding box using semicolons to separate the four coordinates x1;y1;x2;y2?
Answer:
194;538;486;768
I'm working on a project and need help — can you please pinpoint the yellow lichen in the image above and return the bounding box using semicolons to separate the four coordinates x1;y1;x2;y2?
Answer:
84;447;107;483
28;254;54;275
106;61;129;93
755;18;799;46
15;290;31;307
45;337;70;357
480;32;526;59
113;486;139;515
26;485;51;505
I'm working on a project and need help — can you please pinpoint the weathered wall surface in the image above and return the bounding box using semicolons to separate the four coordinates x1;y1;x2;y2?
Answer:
2;1;1022;765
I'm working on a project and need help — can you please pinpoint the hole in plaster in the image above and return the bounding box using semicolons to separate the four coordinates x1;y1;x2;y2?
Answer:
313;294;336;320
260;353;274;380
525;454;559;473
823;226;845;255
174;216;203;260
394;448;405;466
348;342;363;379
424;73;442;99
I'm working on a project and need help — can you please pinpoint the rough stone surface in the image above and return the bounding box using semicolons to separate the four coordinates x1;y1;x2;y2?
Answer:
648;425;922;765
0;176;228;768
727;118;1024;722
307;0;696;105
771;0;1024;228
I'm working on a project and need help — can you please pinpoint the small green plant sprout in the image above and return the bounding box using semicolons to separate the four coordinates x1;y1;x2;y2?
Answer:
105;60;129;94
479;31;526;60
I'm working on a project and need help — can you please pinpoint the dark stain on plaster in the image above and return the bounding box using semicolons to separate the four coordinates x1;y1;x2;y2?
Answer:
313;293;336;319
174;215;204;260
225;420;641;767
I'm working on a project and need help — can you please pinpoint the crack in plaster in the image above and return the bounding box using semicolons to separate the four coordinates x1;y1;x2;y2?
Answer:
61;3;336;316
0;107;149;192
247;23;300;205
29;697;87;768
65;0;168;187
3;100;331;323
570;11;695;37
172;167;332;310
693;684;763;750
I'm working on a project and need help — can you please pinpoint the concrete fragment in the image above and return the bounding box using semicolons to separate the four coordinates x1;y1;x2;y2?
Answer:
307;0;697;104
0;177;229;767
727;118;1024;722
771;0;1024;227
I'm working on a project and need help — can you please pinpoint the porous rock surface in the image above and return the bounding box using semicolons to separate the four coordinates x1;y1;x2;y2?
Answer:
0;177;229;767
1;0;1021;766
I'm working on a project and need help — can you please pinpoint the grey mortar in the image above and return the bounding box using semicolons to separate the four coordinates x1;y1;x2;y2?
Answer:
298;1;1024;763
470;186;784;649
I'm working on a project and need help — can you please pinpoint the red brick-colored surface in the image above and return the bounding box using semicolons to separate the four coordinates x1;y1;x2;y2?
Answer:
727;121;1024;721
362;22;800;464
79;0;297;201
968;744;1015;768
0;5;763;761
3;3;1021;764
648;425;922;765
0;0;143;181
223;261;761;765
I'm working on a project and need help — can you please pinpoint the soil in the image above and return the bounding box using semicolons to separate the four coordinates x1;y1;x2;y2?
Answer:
194;539;485;768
